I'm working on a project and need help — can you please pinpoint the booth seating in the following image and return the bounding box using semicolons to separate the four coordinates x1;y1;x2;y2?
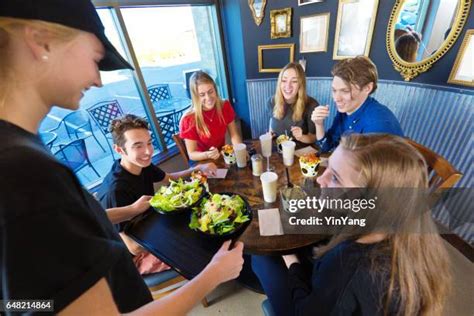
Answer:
246;78;473;243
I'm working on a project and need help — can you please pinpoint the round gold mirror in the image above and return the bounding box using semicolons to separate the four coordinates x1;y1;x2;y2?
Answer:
387;0;471;81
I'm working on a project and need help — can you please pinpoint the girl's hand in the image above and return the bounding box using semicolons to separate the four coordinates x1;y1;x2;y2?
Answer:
291;126;303;141
206;147;220;160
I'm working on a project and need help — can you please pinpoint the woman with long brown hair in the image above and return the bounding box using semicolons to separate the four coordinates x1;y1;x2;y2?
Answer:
180;70;242;161
253;134;451;316
269;62;318;143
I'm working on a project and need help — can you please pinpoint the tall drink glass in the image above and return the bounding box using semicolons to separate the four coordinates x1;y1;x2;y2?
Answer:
260;171;278;203
281;141;296;166
259;133;273;171
234;143;247;168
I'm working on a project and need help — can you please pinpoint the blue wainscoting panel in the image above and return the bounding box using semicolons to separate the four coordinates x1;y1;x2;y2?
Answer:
246;78;473;243
247;79;274;136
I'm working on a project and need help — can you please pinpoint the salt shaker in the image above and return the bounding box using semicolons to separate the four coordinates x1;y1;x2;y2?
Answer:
251;154;263;176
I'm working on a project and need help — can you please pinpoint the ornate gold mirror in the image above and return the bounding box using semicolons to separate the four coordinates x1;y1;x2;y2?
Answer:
249;0;267;26
387;0;471;81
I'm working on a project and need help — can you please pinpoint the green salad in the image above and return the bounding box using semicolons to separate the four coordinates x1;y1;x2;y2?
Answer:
150;178;203;212
189;193;250;235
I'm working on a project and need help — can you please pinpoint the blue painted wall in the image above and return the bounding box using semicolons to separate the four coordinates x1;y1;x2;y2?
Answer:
219;0;251;138
219;1;473;243
224;0;473;85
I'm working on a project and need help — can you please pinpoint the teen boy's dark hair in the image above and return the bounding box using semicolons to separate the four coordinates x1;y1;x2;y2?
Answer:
110;114;149;148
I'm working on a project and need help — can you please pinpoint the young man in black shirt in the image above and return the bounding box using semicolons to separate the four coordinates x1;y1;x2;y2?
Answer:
97;114;216;274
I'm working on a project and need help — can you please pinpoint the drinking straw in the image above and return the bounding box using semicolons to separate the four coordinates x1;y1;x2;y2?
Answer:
285;167;293;188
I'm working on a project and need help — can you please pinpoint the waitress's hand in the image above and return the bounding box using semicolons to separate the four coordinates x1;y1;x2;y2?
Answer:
205;240;244;284
206;146;220;160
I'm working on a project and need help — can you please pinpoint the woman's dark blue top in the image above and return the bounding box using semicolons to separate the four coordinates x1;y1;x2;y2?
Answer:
288;240;397;316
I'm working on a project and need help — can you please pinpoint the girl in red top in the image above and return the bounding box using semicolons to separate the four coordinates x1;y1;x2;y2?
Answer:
180;71;242;161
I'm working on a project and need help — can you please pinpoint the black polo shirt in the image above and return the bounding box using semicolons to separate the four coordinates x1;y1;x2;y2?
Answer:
97;160;166;231
0;120;152;314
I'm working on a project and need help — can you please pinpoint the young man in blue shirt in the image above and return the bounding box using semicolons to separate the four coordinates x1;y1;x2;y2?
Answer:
311;56;403;153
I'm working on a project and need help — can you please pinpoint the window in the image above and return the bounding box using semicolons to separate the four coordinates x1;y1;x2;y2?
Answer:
122;5;228;146
39;3;228;189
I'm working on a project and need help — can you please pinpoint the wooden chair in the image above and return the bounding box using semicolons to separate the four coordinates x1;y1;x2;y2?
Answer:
172;133;190;167
406;139;462;192
405;140;472;261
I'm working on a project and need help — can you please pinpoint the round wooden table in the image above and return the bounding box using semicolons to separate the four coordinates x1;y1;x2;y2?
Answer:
125;139;328;282
207;140;327;255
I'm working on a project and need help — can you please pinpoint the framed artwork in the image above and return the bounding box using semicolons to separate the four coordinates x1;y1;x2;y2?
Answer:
249;0;267;26
300;13;330;53
333;0;379;59
298;0;324;6
448;30;474;87
270;8;292;39
258;44;295;73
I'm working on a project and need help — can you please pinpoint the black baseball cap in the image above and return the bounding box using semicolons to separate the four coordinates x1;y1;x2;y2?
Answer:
0;0;133;71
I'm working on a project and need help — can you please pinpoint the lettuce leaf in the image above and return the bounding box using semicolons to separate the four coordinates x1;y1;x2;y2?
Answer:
150;178;203;212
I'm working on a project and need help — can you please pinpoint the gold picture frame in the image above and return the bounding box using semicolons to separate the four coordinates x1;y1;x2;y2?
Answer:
270;8;292;39
300;13;330;53
448;29;474;87
298;0;324;6
258;44;295;73
333;0;379;60
248;0;267;26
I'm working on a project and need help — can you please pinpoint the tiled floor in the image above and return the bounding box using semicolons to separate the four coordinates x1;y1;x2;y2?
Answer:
189;281;266;316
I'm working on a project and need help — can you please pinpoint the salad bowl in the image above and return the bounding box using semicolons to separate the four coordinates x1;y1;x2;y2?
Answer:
150;178;207;215
189;192;253;240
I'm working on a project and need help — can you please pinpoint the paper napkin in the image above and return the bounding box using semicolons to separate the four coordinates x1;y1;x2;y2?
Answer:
258;208;284;236
207;168;228;179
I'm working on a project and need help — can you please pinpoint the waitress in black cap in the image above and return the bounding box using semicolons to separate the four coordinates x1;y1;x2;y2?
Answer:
0;0;243;314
